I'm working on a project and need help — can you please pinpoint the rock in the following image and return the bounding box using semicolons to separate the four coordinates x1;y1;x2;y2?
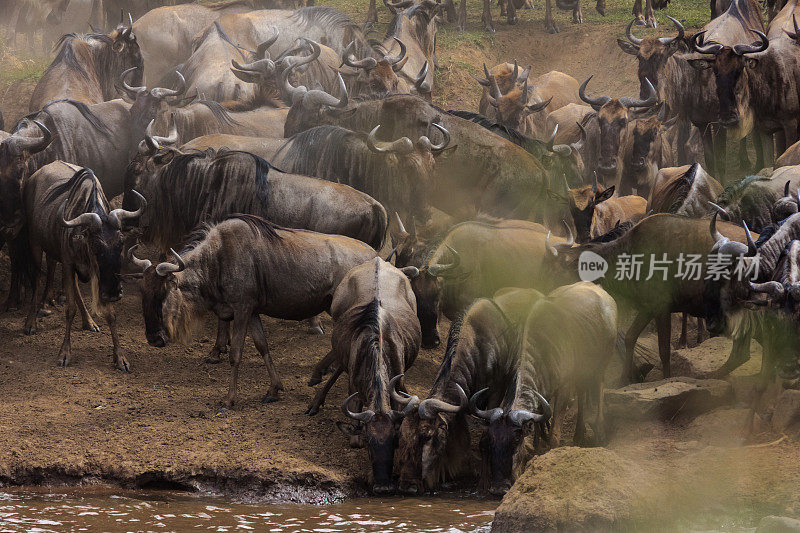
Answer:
685;408;770;446
671;336;762;379
758;516;800;532
605;377;733;421
773;390;800;436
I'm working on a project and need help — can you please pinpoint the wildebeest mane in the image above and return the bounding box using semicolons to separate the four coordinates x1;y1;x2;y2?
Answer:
44;167;105;216
717;174;770;206
47;33;113;82
206;0;256;10
193;100;241;128
226;213;285;242
588;221;634;243
291;7;371;56
446;110;531;148
30;99;113;137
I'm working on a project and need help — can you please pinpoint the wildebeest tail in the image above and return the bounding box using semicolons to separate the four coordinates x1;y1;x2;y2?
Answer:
368;203;388;250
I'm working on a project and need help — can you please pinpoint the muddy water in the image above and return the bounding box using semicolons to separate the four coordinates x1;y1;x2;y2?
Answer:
0;487;495;532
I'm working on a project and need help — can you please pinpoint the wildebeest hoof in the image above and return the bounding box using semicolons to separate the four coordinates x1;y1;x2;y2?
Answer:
205;353;222;364
634;14;645;24
37;308;52;318
23;324;36;335
57;352;71;367
507;16;518;25
261;394;279;404
546;23;559;34
307;326;324;335
646;16;656;28
83;321;100;332
305;404;320;416
308;375;322;386
115;357;131;373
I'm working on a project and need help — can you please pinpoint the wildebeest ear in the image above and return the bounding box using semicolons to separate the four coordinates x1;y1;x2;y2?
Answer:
595;185;615;203
688;59;712;70
616;39;639;56
399;266;420;279
153;149;176;166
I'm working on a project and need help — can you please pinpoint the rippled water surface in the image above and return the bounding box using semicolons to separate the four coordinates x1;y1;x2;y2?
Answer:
0;487;495;532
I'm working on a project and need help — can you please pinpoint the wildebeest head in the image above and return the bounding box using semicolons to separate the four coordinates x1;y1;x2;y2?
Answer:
471;387;552;496
409;244;462;348
688;29;768;128
116;67;190;131
774;182;800;222
107;15;143;81
131;246;186;347
384;0;441;62
228;27;285;106
58;169;145;302
340;374;422;494
567;175;615;243
579;75;658;182
121;116;180;214
617;17;686;98
0;120;53;240
395;377;467;494
340;37;409;95
471;61;530;115
485;80;552;133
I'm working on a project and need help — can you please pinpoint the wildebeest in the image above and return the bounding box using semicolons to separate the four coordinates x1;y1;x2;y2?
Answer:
378;0;438;97
274;123;450;224
29;20;142;112
180;134;286;161
395;288;542;494
153;99;289;142
473;281;616;495
578;75;659;185
715;166;800;231
131;214;378;407
545;103;593;144
21;162;145;371
647;163;723;217
305;257;421;494
340;38;427;98
566;177;647;243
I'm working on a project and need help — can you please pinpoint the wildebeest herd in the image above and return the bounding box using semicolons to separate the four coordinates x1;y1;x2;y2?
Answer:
3;0;800;497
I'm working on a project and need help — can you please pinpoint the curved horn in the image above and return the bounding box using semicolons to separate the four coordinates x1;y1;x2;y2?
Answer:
395;212;408;236
141;119;160;154
545;231;558;257
508;408;546;426
533;389;553;419
15;119;53;154
785;180;791;198
659;16;685;45
527;95;553;113
557;220;575;248
619;77;658;108
512;59;519;81
418;384;467;420
709;211;725;244
62;209;101;229
109;189;146;227
118;66;145;100
414;61;431;93
342;392;375;422
151;71;186;100
417;122;451;153
384;0;415;9
128;243;152;271
691;31;723;55
625;18;643;45
427;244;461;276
708;201;730;220
469;388;503;423
255;26;279;59
231;57;276;75
784;14;800;39
155;248;186;277
733;29;769;55
579;75;610;110
743;220;757;256
749;281;785;299
367;125;414;154
547;124;558;152
304;73;349;109
342;40;378;70
153;113;178;146
389;374;420;415
386;37;409;71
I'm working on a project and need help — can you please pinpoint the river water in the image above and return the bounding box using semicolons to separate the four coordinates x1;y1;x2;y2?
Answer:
0;487;495;532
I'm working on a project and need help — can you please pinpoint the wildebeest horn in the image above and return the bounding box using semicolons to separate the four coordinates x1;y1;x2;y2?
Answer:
785;180;791;197
659;16;685;44
15;119;53;154
342;392;375;422
417;122;450;153
386;37;409;71
255;26;279;59
749;281;785;299
576;120;588;143
389;374;420;416
395;212;408;236
691;31;723;55
743;220;757;256
154;113;179;146
141;119;160;153
418;384;467;420
61;205;101;229
469;63;492;87
367;125;414;154
384;0;414;10
558;220;575;248
733;29;769;55
414;61;431;93
151;71;186;100
708;201;730;220
579;75;610;110
625;18;643;45
231;56;276;76
427;244;461;276
128;244;152;271
342;40;377;70
547;124;558;152
308;73;350;108
709;211;725;243
527;95;552;113
118;66;146;99
508;390;552;426
592;170;600;193
784;15;800;39
109;189;146;228
469;388;503;423
155;248;185;277
619;77;657;108
511;59;519;81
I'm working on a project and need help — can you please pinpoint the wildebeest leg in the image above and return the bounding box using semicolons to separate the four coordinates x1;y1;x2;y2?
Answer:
443;0;458;22
745;342;775;436
37;257;57;317
677;312;688;349
457;0;467;30
644;0;655;27
506;0;517;24
738;137;751;171
545;0;558;33
105;305;129;373
73;275;99;332
306;315;324;335
656;313;672;378
595;0;605;16
573;1;583;23
701;124;715;177
715;126;728;181
573;389;586;445
366;0;377;23
250;315;284;403
481;0;495;32
22;247;44;335
206;319;229;364
57;265;77;367
710;332;751;378
549;392;566;447
306;366;344;415
222;311;251;409
754;132;769;170
589;379;607;445
696;317;707;345
499;0;506;17
632;0;644;24
622;311;652;384
309;349;337;386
